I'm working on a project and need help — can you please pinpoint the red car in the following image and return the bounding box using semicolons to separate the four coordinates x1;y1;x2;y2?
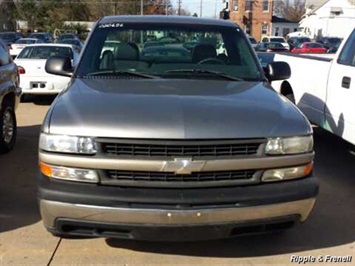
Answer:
291;42;327;53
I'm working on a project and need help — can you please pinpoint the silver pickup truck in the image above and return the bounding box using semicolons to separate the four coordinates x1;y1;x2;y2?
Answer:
38;16;318;241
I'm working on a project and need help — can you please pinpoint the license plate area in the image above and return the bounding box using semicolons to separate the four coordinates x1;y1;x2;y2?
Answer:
30;82;47;89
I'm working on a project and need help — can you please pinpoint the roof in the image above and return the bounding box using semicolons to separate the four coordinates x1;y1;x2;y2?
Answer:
99;15;238;28
21;43;77;48
271;16;298;23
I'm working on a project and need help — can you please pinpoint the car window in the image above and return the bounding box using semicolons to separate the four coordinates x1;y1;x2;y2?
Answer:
337;29;355;67
270;38;285;43
0;40;11;66
77;23;261;81
17;46;73;60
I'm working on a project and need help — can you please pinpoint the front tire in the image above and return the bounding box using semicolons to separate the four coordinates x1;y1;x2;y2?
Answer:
0;105;17;153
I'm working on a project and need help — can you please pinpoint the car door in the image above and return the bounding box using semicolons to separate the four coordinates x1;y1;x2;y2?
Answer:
325;29;355;145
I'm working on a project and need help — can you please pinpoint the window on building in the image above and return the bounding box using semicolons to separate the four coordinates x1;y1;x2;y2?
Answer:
262;24;268;35
262;0;269;12
233;0;239;11
245;24;251;35
245;0;253;11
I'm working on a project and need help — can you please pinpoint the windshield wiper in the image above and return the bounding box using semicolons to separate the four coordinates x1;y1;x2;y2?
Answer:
85;70;158;79
165;69;245;81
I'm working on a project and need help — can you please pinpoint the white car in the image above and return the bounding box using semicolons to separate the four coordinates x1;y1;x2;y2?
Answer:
14;44;80;95
261;36;290;50
9;38;43;59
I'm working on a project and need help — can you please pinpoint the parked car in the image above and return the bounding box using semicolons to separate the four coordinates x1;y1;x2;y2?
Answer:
0;32;24;46
288;36;311;50
28;32;53;43
141;46;191;62
261;36;290;50
8;38;44;59
14;44;80;97
247;35;258;49
316;37;343;51
256;42;289;52
56;33;80;43
291;42;327;54
38;15;318;241
0;40;21;153
56;38;83;50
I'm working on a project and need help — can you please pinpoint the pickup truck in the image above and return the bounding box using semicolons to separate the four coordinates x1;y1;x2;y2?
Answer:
0;39;21;153
272;27;355;145
37;16;318;241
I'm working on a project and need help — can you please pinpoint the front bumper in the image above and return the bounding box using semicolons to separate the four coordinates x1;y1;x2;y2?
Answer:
38;174;318;240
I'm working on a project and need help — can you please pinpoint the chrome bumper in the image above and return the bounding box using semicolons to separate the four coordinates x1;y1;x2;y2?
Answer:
40;198;316;229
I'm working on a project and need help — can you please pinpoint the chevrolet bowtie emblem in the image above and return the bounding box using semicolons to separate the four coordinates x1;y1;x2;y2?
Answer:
162;158;205;175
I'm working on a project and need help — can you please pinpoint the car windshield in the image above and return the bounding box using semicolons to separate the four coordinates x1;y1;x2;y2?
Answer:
17;46;73;59
76;22;261;81
0;33;15;40
248;37;257;44
270;38;285;43
15;39;36;44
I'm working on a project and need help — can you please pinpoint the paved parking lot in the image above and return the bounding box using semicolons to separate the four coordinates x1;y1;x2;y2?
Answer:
0;97;354;265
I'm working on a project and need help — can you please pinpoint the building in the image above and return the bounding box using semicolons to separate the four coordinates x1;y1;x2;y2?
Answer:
228;0;274;42
300;0;355;38
270;16;299;37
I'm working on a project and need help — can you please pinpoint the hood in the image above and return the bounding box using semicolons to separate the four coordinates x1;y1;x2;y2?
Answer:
45;78;311;139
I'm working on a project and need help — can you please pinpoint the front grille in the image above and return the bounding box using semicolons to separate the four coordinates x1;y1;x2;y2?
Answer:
100;139;264;158
107;170;255;182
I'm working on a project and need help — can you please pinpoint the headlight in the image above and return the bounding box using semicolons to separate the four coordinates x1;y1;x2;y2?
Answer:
265;135;313;155
39;133;97;154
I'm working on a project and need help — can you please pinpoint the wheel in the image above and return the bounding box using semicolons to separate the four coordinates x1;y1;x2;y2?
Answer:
284;93;295;104
0;105;17;153
198;58;226;65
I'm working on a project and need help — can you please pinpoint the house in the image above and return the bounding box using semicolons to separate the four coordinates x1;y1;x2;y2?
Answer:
300;0;355;39
228;0;274;42
270;16;299;37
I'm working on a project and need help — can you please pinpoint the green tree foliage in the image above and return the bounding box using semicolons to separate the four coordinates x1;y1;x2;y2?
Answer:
0;0;17;30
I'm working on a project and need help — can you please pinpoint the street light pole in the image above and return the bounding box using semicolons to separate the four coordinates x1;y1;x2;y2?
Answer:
141;0;144;15
200;0;202;17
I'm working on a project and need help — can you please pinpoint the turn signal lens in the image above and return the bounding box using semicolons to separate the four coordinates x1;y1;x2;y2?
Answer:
262;163;313;182
39;162;99;183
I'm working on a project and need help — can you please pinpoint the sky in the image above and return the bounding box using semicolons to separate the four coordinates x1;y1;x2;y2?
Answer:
176;0;225;18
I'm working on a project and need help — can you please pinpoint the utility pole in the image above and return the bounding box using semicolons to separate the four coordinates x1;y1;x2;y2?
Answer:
141;0;144;15
178;0;182;15
199;0;202;17
166;0;168;15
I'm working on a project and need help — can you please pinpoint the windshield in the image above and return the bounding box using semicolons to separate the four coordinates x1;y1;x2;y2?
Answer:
16;39;36;44
76;22;261;81
0;33;15;40
17;46;73;59
270;38;285;43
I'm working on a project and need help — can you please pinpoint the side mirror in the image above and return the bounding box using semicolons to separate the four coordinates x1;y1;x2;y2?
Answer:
45;56;73;77
265;61;291;81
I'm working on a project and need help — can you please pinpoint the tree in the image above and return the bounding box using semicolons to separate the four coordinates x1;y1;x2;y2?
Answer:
0;0;17;30
274;0;306;22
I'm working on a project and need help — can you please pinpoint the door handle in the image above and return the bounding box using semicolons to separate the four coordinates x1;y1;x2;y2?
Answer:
342;76;351;89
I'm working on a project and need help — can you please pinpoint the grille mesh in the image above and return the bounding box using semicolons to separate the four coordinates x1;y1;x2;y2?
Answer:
107;170;255;182
101;141;262;158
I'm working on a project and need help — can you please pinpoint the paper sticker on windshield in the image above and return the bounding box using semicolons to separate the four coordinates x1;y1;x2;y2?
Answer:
99;23;124;29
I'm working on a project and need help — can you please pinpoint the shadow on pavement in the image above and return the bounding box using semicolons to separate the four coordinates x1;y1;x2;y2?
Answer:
0;125;42;233
21;95;57;106
106;127;355;257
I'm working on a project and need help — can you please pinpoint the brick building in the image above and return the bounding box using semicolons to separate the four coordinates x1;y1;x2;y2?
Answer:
228;0;274;42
